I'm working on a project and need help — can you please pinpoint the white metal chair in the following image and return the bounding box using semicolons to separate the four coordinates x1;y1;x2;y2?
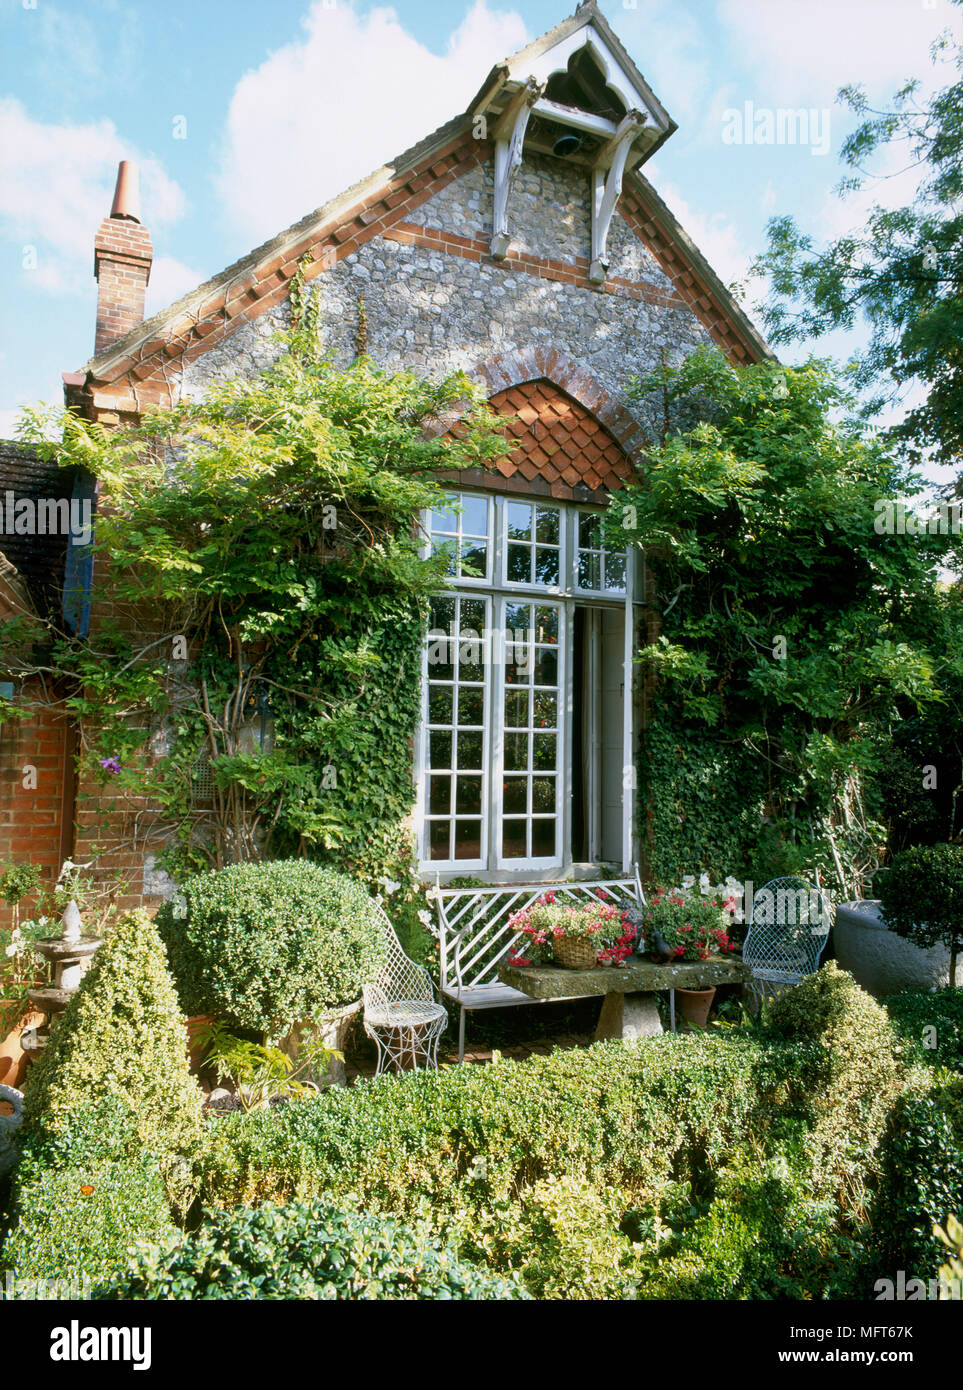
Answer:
362;904;448;1076
742;875;833;1011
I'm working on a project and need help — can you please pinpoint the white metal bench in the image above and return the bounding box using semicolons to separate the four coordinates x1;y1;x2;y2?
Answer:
429;869;645;1061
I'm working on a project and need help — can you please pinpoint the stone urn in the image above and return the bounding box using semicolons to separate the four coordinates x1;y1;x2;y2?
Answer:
279;999;363;1088
834;900;958;997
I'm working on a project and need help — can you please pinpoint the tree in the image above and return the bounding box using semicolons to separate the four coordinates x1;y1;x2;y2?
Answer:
751;4;963;473
614;347;962;893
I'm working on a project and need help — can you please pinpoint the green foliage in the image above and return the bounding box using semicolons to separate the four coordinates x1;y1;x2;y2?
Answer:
196;969;902;1300
887;987;963;1073
763;963;906;1196
155;860;384;1038
870;1073;963;1281
1;1098;173;1287
23;908;203;1169
751;7;963;470
879;843;963;981
14;331;507;883
94;1199;526;1301
623;349;955;894
199;1021;341;1111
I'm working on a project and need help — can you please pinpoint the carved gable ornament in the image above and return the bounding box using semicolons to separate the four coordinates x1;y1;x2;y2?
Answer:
471;0;676;284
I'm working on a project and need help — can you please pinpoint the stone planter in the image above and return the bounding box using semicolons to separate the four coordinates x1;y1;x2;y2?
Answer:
834;900;958;997
279;999;363;1088
0;1007;45;1089
0;1084;24;1180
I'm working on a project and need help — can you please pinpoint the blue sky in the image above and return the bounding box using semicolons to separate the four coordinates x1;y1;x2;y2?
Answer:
0;0;957;461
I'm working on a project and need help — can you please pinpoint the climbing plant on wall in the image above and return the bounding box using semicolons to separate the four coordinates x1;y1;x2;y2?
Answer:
613;347;963;895
5;273;507;901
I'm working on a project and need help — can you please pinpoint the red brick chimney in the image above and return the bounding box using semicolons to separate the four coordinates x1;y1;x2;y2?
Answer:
93;160;153;355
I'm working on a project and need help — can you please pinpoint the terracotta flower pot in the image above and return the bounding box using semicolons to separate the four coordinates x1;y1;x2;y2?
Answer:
0;1006;45;1089
675;986;716;1030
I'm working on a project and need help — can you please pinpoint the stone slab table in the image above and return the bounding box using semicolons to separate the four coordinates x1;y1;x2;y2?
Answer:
498;956;751;1040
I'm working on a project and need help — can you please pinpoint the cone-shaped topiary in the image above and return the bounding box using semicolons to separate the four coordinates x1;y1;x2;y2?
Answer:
23;908;203;1160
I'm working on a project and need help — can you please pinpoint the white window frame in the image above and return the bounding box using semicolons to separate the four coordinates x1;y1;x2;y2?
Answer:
415;489;635;881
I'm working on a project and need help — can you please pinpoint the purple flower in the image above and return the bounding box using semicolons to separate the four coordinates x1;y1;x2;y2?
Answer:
99;756;121;775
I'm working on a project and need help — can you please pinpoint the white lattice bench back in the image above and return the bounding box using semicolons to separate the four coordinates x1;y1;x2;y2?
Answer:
429;868;644;1061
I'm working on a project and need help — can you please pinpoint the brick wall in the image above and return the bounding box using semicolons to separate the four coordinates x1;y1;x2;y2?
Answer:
94;218;153;356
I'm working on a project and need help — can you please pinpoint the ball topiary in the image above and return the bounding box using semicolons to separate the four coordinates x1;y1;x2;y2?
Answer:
879;842;963;987
94;1198;528;1300
155;860;385;1039
22;909;203;1163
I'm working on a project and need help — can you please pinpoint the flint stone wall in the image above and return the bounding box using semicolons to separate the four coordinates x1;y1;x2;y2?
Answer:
179;155;714;444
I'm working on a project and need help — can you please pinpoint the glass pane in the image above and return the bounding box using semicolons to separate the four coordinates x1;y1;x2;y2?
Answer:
578;551;601;590
507;544;530;583
460;599;487;632
535;506;560;545
502;820;527;859
531;818;556;859
533;606;559;644
458;630;484;675
579;512;600;548
456;777;482;815
534;547;559;585
431;507;458;534
505;634;532;681
428;820;451;861
532;732;557;770
460;541;487;577
503;732;529;772
429;730;452;768
502;777;527;814
533;649;558;688
431;538;457;575
507;502;532;541
605;552;627;591
454;821;482;860
429;776;452;815
431;596;455;628
531;776;556;814
457;730;483;770
460;495;489;536
504;689;529;728
504;601;531;634
532;693;558;729
457;688;484;727
428;686;453;725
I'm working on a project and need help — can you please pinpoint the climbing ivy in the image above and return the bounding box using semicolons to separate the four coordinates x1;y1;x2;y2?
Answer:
9;284;506;899
615;348;963;894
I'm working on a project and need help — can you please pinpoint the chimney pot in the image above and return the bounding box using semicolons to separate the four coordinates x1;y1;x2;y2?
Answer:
110;160;142;222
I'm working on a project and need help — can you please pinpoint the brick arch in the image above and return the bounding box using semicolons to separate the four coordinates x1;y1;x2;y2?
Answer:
474;347;648;469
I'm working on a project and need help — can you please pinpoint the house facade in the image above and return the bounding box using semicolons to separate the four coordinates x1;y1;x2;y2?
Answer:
4;1;772;906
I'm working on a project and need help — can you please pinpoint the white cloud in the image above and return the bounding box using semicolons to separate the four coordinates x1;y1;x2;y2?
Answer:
717;0;954;107
655;178;765;300
0;96;193;298
216;0;529;247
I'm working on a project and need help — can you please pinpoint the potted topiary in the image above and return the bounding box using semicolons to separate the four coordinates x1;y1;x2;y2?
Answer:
155;860;386;1086
876;843;963;989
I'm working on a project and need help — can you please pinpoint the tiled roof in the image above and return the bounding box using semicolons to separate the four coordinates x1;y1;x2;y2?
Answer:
489;378;632;499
